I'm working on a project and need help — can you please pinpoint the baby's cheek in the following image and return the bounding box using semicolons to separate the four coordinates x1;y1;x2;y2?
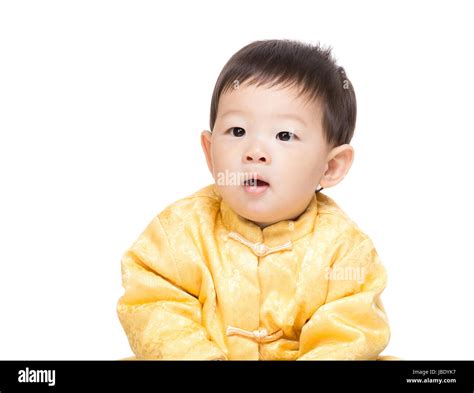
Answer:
213;144;238;164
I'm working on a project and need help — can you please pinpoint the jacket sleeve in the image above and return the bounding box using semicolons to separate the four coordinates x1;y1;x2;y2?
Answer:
297;237;391;360
116;215;227;360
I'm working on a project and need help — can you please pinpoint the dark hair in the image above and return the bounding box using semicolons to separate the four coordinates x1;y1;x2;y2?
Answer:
209;39;357;147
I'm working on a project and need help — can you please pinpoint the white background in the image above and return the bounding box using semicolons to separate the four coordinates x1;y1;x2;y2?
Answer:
1;1;473;360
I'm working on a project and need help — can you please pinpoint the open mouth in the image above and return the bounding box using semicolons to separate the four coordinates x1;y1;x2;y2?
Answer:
243;179;270;187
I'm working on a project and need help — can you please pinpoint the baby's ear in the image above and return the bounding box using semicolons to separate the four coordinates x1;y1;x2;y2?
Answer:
320;144;354;189
200;130;214;174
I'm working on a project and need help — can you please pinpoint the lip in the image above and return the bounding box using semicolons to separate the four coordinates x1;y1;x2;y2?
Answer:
242;173;270;186
241;172;270;195
243;183;269;195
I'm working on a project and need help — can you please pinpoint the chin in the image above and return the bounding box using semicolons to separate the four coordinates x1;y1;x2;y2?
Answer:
237;207;277;224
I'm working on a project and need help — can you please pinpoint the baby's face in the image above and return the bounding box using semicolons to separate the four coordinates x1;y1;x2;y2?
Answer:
201;82;336;228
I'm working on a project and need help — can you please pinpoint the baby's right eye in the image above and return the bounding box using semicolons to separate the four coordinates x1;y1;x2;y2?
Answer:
228;127;246;137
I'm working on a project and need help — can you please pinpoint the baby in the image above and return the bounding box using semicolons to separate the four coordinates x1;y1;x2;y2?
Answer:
117;39;391;360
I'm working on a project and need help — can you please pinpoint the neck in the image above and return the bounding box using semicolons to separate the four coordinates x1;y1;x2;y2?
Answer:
252;208;309;229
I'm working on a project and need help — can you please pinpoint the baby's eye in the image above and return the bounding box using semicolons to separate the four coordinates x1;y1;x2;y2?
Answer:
276;131;297;141
229;127;246;137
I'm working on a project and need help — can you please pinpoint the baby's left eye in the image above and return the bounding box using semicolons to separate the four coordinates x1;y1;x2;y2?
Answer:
276;131;297;141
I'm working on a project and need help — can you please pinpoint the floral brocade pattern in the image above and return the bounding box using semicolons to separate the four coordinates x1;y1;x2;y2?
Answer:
117;184;391;360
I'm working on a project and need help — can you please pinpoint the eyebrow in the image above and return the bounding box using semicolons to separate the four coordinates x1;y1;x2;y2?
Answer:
220;110;308;128
275;113;308;128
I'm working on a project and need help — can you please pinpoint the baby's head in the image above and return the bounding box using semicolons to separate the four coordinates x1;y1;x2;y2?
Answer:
201;39;356;228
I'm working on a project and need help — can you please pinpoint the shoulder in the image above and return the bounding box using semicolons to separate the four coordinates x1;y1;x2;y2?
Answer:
131;184;221;264
156;183;222;233
316;194;387;301
316;192;373;250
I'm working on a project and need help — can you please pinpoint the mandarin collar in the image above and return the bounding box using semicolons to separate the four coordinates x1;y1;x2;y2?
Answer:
216;184;318;249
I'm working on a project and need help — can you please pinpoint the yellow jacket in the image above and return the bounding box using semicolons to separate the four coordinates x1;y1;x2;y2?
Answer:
117;184;391;360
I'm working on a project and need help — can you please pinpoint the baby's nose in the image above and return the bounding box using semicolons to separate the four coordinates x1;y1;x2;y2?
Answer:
244;147;270;164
